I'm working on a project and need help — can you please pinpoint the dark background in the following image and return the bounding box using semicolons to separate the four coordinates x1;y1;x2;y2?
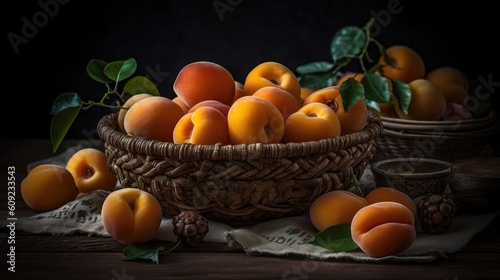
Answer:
4;0;500;141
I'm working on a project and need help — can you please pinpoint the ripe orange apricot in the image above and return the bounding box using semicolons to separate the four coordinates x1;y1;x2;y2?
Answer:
335;72;364;87
425;66;469;105
351;201;416;258
173;106;231;145
173;96;190;114
284;102;341;143
378;45;426;84
187;100;231;117
395;79;447;121
252;86;301;121
117;93;153;133
173;61;235;107
365;187;417;217
309;190;369;231
227;96;285;144
303;86;368;135
243;61;301;101
299;87;314;105
101;188;163;245
233;81;247;103
21;164;78;212
66;148;117;193
124;96;185;142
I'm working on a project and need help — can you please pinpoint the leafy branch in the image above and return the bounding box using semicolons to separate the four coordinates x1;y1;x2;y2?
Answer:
296;17;411;115
50;58;160;153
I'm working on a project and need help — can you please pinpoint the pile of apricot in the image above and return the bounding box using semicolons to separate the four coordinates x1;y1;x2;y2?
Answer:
21;147;163;245
340;45;474;121
119;60;369;146
309;187;418;258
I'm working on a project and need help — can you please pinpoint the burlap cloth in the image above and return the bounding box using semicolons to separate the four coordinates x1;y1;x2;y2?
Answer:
13;145;499;263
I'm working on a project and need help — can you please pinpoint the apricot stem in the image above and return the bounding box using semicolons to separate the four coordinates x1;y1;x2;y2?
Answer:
166;240;183;253
84;167;95;179
325;99;339;113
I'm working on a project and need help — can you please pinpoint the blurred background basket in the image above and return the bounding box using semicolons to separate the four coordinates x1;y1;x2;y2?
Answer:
97;112;383;226
374;112;500;162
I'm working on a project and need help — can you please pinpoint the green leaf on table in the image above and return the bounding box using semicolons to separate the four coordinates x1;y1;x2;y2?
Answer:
86;59;113;84
296;61;334;75
298;72;336;90
123;75;161;97
310;223;359;252
362;73;391;103
104;58;137;83
122;244;165;265
392;79;411;115
330;26;367;64
339;78;365;113
50;94;82;152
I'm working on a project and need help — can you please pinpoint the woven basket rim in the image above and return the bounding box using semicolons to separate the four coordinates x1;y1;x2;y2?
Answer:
371;157;452;179
97;111;383;161
380;110;496;126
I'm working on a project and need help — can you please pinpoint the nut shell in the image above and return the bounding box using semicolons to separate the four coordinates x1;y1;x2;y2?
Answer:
172;211;209;246
417;194;456;234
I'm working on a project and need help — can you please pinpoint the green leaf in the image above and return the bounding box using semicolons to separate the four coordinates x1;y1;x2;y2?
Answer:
86;59;113;84
361;73;391;103
339;78;365;113
392;80;412;115
296;61;334;75
298;73;335;90
104;58;137;83
330;26;367;64
310;224;359;252
50;106;81;153
365;99;381;112
123;75;161;96
122;244;165;265
50;92;82;115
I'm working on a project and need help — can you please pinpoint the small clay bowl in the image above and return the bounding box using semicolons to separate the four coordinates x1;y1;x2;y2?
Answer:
370;158;452;199
447;157;500;214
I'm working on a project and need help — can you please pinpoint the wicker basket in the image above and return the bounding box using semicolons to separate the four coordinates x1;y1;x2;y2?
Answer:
374;112;500;162
97;111;383;226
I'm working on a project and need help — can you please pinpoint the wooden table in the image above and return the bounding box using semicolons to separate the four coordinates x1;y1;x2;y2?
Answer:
1;139;499;280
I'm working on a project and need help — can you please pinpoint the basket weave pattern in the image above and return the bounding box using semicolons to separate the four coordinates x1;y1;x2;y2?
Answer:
97;112;383;226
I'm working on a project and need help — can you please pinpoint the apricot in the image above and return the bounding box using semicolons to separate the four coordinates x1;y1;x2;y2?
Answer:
335;72;364;87
303;86;368;135
227;96;285;144
284;102;341;143
243;61;301;101
66;148;117;193
101;188;163;245
377;45;426;83
187;100;231;117
395;79;447;121
299;87;314;105
173;96;190;114
21;164;78;212
173;61;235;107
365;187;417;217
124;96;185;142
233;81;247;103
425;66;469;105
309;190;369;231
117;93;153;133
252;86;301;121
173;106;231;145
351;201;416;258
